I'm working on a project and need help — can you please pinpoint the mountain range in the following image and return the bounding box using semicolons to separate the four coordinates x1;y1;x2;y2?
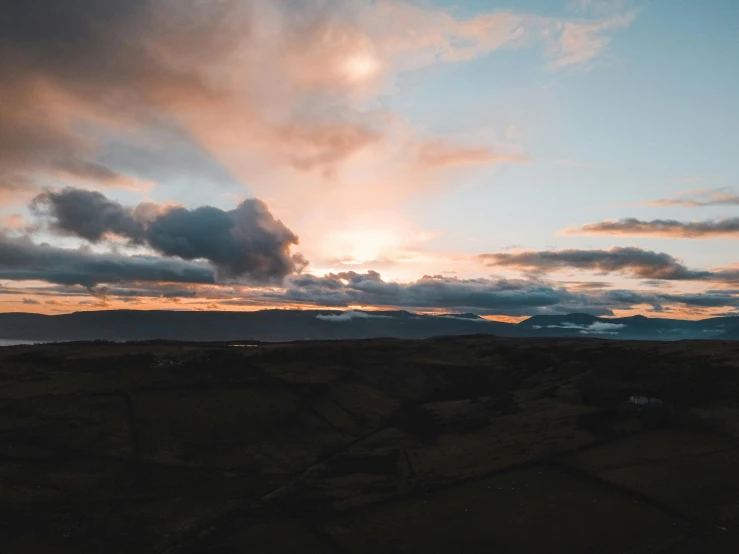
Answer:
1;309;738;343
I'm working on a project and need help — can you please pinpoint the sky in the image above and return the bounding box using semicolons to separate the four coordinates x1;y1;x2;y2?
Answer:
1;0;738;320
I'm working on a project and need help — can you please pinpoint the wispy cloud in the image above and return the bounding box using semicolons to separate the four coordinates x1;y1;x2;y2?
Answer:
0;0;648;315
544;11;636;70
634;188;739;208
532;320;626;335
568;0;635;15
0;233;215;288
0;0;633;203
564;217;739;238
417;140;528;170
480;246;714;280
316;310;393;322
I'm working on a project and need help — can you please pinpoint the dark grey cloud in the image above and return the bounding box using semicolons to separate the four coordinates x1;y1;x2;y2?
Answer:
657;292;739;308
31;188;147;242
480;247;711;280
279;275;739;314
146;200;305;281
32;188;305;281
0;0;149;191
0;1;146;73
600;289;739;309
90;285;200;301
564;218;739;238
279;271;586;311
0;0;382;195
0;0;239;194
13;267;739;317
0;233;215;288
564;281;613;290
640;279;675;288
0;281;206;303
221;271;739;316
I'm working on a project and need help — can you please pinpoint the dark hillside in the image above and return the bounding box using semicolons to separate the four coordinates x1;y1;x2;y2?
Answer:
2;337;739;552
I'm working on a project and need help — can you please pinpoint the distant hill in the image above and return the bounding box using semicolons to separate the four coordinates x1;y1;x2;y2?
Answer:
717;326;739;340
0;309;737;343
0;309;525;343
517;313;739;340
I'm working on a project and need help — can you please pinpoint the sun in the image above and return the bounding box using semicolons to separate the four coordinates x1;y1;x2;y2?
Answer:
345;229;392;263
341;52;381;82
326;228;399;265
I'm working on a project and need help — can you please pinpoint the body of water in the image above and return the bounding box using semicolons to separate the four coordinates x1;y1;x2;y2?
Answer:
0;339;41;347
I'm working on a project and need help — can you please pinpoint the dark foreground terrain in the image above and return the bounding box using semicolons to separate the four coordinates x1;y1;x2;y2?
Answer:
2;337;739;553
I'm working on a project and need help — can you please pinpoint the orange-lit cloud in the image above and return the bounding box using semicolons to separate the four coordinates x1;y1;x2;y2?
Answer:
0;0;630;202
0;0;634;295
634;188;739;208
0;0;651;317
4;266;739;321
417;140;528;169
544;12;635;70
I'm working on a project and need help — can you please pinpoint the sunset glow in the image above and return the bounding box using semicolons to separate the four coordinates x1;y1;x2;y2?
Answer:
341;53;382;82
0;0;738;320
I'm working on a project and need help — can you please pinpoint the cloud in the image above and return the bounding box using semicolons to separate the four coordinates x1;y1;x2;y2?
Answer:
568;0;634;15
533;320;626;334
32;188;147;243
566;281;612;290
416;140;528;169
0;0;632;208
535;322;591;329
51;160;156;193
646;292;739;308
587;321;626;332
0;0;509;192
0;233;215;288
480;247;712;280
10;267;739;317
0;0;171;195
565;217;739;238
438;314;486;322
146;201;305;281
32;187;305;281
315;310;486;323
636;188;739;208
0;0;640;307
251;273;738;316
275;271;604;316
316;310;394;322
2;213;31;231
545;11;635;70
596;289;739;310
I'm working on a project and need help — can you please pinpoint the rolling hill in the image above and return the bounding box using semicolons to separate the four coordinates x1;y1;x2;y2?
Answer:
0;309;738;343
